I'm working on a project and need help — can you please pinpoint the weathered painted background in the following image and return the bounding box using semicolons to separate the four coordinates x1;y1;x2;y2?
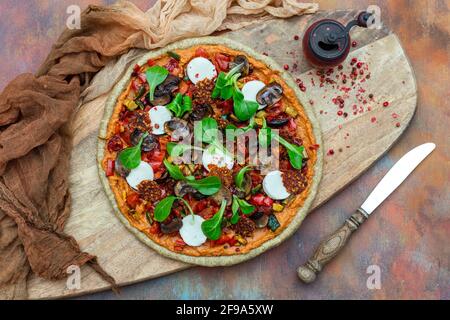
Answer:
0;0;448;299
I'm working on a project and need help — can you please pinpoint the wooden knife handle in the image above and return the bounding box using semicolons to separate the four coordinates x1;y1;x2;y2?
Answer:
297;209;368;283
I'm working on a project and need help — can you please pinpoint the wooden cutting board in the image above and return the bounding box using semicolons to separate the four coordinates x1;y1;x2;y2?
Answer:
26;10;417;299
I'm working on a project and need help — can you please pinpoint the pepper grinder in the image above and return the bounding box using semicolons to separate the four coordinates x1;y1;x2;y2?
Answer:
302;12;373;69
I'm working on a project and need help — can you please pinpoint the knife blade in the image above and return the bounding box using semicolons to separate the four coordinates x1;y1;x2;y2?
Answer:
360;142;436;215
297;143;436;283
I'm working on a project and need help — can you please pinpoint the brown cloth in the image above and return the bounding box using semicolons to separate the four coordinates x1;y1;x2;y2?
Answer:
0;0;317;299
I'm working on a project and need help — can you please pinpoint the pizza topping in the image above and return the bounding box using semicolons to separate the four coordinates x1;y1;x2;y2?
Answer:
145;65;169;101
251;212;269;229
208;165;233;187
262;170;291;200
281;169;308;195
161;217;183;234
149;106;172;135
104;45;316;254
126;161;155;190
186;57;217;84
267;214;281;232
150;74;180;106
115;156;131;178
202;145;234;171
130;129;158;152
138;180;163;202
229;55;251;77
174;180;198;198
107;135;123;152
231;216;255;238
241;80;266;110
164;119;191;141
256;83;283;108
211;187;232;206
180;215;207;246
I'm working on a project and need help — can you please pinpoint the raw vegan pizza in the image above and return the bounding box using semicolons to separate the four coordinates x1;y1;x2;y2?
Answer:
98;37;322;266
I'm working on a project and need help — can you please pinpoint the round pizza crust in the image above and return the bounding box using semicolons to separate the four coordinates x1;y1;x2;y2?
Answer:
97;36;323;267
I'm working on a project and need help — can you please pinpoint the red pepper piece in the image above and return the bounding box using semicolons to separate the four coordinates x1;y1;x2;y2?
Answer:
195;47;209;58
126;193;141;209
106;159;115;177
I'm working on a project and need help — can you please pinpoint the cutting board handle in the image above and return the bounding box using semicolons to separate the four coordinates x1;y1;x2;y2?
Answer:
297;209;368;283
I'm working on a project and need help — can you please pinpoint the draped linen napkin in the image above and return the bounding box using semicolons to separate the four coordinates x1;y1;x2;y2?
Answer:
0;0;317;299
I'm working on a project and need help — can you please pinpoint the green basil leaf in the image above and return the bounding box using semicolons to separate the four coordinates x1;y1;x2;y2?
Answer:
166;93;183;116
211;72;228;98
220;85;234;100
195;117;218;144
238;198;255;215
118;133;148;169
231;196;240;225
201;200;227;240
287;147;304;169
258;120;272;148
146;66;169;101
186;176;221;196
181;95;193;115
233;90;258;121
235;165;253;190
154;196;177;222
163;159;185;180
275;135;304;169
231;196;255;225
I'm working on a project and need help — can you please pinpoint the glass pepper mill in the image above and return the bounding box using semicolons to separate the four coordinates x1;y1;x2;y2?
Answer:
302;12;373;69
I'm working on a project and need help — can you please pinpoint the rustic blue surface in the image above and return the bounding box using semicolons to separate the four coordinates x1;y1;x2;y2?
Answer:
0;0;448;300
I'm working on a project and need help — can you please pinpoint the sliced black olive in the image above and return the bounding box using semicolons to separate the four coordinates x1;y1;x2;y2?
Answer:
256;83;283;107
115;155;130;178
266;117;289;128
189;103;213;122
130;128;158;152
164;119;191;141
160;218;182;234
229;55;250;77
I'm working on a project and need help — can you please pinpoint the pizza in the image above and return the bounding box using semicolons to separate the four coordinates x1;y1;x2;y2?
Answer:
98;37;322;266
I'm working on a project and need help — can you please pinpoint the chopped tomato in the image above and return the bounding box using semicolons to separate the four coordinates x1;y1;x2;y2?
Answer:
213;53;231;71
144;150;165;171
216;234;237;246
193;199;208;213
195;47;209;58
280;159;292;171
106;159;115;177
126;193;141;209
133;64;141;73
107;135;123;152
147;59;156;67
218;99;234;114
263;197;274;207
178;80;189;95
198;206;217;220
175;238;186;246
250;194;273;207
149;222;160;234
165;58;179;72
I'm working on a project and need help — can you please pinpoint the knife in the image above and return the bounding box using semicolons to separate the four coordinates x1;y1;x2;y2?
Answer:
297;143;436;283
